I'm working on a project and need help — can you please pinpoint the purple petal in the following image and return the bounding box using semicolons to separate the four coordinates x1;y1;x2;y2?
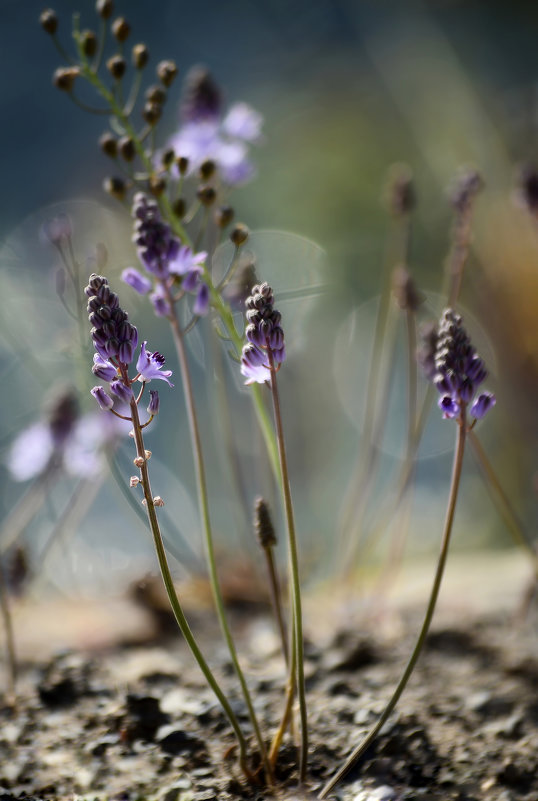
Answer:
193;282;210;316
91;386;114;411
122;267;152;295
438;395;459;419
7;422;54;481
470;392;496;420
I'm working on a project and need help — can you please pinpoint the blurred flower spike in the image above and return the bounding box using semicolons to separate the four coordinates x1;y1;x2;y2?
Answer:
7;388;117;481
167;67;263;186
122;193;209;317
431;308;496;421
240;282;286;385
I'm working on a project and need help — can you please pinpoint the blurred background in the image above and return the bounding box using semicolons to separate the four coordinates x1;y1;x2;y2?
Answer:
1;0;538;605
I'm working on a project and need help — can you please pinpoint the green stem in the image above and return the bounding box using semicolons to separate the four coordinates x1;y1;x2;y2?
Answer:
267;346;308;783
126;392;252;780
166;308;273;784
320;410;467;799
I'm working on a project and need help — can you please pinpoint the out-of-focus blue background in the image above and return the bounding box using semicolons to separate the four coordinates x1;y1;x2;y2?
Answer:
1;0;538;595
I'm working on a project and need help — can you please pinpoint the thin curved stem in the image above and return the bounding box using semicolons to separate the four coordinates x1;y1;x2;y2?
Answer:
320;412;467;799
126;392;252;780
166;306;273;785
267;346;308;783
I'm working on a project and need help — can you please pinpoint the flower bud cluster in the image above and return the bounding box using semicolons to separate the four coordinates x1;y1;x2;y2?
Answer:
433;308;495;420
122;193;209;317
240;282;286;385
85;273;138;364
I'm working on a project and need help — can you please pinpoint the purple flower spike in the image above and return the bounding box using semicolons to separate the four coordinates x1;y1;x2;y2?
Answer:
91;386;114;411
427;308;495;423
470;392;496;420
122;267;152;295
136;341;174;386
92;353;117;382
194;282;210;316
147;389;160;415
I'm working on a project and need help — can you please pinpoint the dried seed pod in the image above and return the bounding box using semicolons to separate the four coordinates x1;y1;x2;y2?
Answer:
106;55;126;80
112;16;130;42
40;9;58;34
99;132;118;158
157;59;178;87
132;43;149;70
230;223;249;246
96;0;113;19
254;498;277;548
53;66;80;91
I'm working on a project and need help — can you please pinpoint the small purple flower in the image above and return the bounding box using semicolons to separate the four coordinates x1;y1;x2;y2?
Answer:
41;213;72;246
147;390;160;415
122;267;152;295
470;392;496;420
91;385;114;411
136;341;174;386
110;379;133;404
169;246;207;280
149;285;171;317
92;353;117;381
439;395;460;419
240;343;271;385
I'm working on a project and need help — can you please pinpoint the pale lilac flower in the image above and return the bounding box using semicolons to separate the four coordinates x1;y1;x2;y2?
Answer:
222;103;263;143
7;422;55;481
110;379;133;403
169;246;207;280
136;341;174;386
149;287;171;317
41;212;72;246
122;267;152;295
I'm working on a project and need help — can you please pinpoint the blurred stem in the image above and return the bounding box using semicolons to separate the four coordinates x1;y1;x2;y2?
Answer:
269;616;296;767
320;410;467;799
165;302;273;785
0;557;17;704
0;471;55;557
262;542;289;667
267;346;308;783
468;429;538;577
126;390;253;781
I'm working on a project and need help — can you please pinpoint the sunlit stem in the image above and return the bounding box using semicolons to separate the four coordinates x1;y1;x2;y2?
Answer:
0;558;17;704
165;304;273;785
468;429;538;577
267;345;308;783
320;408;467;799
126;388;253;781
269;617;296;767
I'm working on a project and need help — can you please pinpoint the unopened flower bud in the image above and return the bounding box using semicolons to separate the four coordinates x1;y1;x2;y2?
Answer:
176;156;189;175
106;55;126;80
153;496;164;506
145;84;166;104
134;456;145;467
142;101;161;125
254;497;277;548
144;450;152;460
81;29;98;57
148;175;166;196
91;385;114;411
129;476;140;487
112;16;130;42
103;176;126;200
392;265;424;312
386;164;416;217
230;223;249;246
53;66;80;92
157;59;178;87
199;159;216;180
215;205;234;228
40;9;58;34
161;148;175;168
99;131;117;157
132;43;149;70
96;0;113;19
197;184;216;206
147;390;160;415
118;136;136;162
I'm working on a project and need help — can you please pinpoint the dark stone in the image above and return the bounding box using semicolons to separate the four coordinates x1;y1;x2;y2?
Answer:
157;726;204;756
124;694;170;741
